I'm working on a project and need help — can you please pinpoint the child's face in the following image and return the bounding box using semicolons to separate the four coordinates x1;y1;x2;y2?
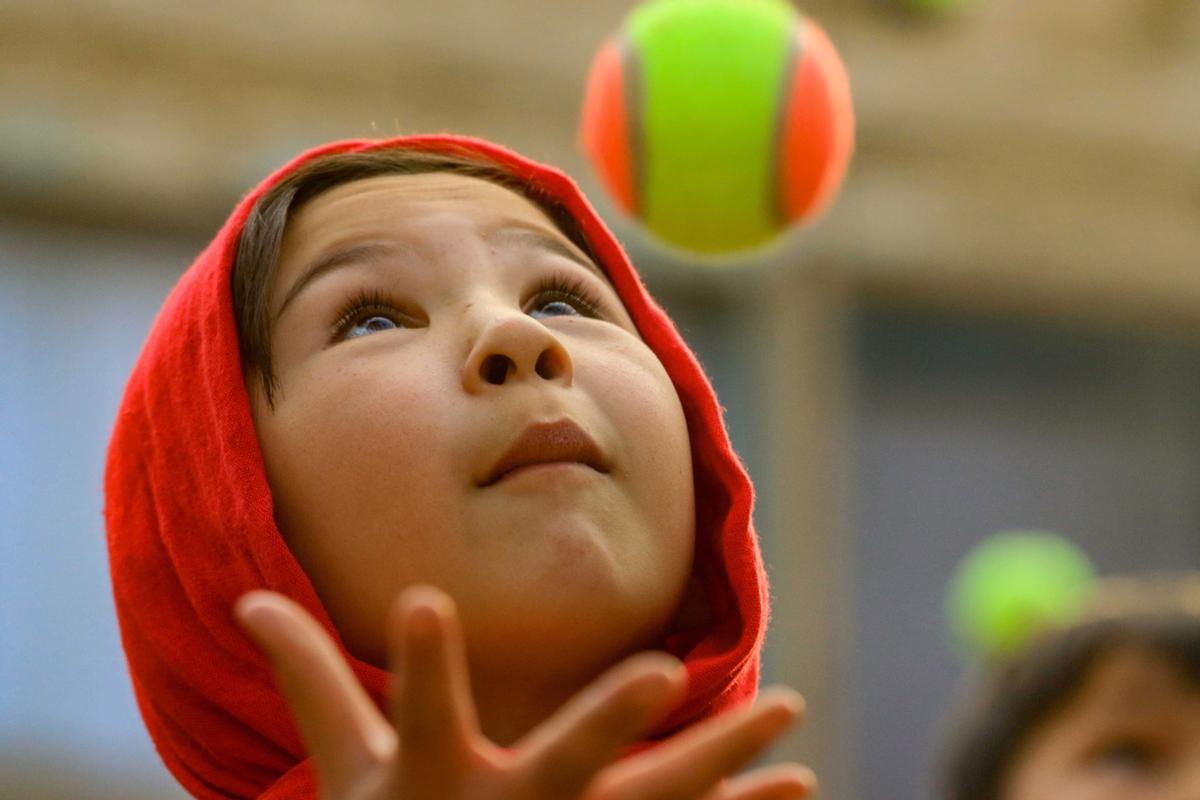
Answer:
249;173;695;683
1004;647;1200;800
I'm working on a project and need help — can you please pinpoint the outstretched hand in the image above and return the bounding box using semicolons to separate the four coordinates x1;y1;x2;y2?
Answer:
236;586;815;800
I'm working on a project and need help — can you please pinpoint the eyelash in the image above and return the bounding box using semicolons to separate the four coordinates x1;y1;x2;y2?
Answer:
329;271;608;341
526;272;606;319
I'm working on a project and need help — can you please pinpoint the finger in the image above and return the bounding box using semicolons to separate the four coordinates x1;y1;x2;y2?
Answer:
388;586;479;787
701;764;817;800
595;688;803;800
513;652;688;797
235;591;396;796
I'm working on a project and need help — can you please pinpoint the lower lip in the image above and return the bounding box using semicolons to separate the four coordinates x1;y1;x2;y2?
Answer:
493;462;599;484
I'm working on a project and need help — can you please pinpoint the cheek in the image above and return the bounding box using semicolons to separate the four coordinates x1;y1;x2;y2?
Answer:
256;357;468;611
600;342;692;478
255;355;475;662
584;342;695;559
271;362;453;504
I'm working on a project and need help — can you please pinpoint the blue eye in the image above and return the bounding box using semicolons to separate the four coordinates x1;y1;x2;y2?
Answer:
530;300;580;319
332;288;420;342
524;273;606;320
346;315;399;339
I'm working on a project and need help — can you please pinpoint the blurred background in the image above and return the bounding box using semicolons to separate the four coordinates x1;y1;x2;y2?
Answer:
2;1;1199;798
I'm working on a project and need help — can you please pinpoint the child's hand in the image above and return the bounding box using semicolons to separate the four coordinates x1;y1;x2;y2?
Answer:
236;587;815;800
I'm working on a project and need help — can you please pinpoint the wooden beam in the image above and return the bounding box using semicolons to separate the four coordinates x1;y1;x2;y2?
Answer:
756;267;856;800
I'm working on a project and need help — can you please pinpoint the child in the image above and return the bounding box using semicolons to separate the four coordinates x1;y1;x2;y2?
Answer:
104;136;814;799
942;575;1200;800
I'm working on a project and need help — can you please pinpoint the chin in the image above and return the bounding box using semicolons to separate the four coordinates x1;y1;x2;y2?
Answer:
491;511;680;617
461;553;684;681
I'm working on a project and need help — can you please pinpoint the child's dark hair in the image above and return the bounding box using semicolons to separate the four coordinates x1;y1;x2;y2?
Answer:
941;608;1200;800
232;147;600;406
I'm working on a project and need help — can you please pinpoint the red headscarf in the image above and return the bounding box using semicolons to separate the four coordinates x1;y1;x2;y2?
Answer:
105;135;768;799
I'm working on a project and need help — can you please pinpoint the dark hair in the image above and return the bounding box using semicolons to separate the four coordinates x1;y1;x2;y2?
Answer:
941;611;1200;800
231;147;599;406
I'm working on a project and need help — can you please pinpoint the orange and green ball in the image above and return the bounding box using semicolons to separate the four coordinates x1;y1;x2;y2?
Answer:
580;0;854;255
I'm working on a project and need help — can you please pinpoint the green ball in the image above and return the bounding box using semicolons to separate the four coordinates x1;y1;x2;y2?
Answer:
946;531;1096;659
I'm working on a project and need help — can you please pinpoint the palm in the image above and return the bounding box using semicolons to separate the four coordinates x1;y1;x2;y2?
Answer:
236;586;814;800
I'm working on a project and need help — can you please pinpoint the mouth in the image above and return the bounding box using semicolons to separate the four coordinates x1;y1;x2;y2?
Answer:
479;419;611;487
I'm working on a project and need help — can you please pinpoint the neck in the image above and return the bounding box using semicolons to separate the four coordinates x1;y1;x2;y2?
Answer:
470;666;594;746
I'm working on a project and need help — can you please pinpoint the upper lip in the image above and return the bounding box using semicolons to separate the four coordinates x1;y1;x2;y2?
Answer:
479;419;610;486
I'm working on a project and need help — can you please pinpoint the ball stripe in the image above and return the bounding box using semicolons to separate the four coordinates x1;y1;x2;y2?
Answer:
768;28;804;228
579;38;638;214
779;19;854;222
621;34;646;217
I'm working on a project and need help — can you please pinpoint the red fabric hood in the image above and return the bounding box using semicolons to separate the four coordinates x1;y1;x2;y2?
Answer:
105;135;768;799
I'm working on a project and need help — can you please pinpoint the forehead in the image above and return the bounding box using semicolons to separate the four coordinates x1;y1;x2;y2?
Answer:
283;172;560;249
1070;646;1200;721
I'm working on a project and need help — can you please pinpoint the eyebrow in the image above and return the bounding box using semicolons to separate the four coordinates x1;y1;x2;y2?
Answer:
487;224;604;280
274;226;605;323
275;241;402;323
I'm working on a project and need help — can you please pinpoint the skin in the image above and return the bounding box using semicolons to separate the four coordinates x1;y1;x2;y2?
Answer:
237;172;815;798
1004;647;1200;800
249;173;701;742
237;586;814;799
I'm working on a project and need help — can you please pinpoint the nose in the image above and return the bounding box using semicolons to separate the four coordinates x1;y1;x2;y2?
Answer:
461;312;573;393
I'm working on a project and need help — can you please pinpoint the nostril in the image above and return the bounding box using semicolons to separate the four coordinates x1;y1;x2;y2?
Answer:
535;349;565;381
481;354;512;385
